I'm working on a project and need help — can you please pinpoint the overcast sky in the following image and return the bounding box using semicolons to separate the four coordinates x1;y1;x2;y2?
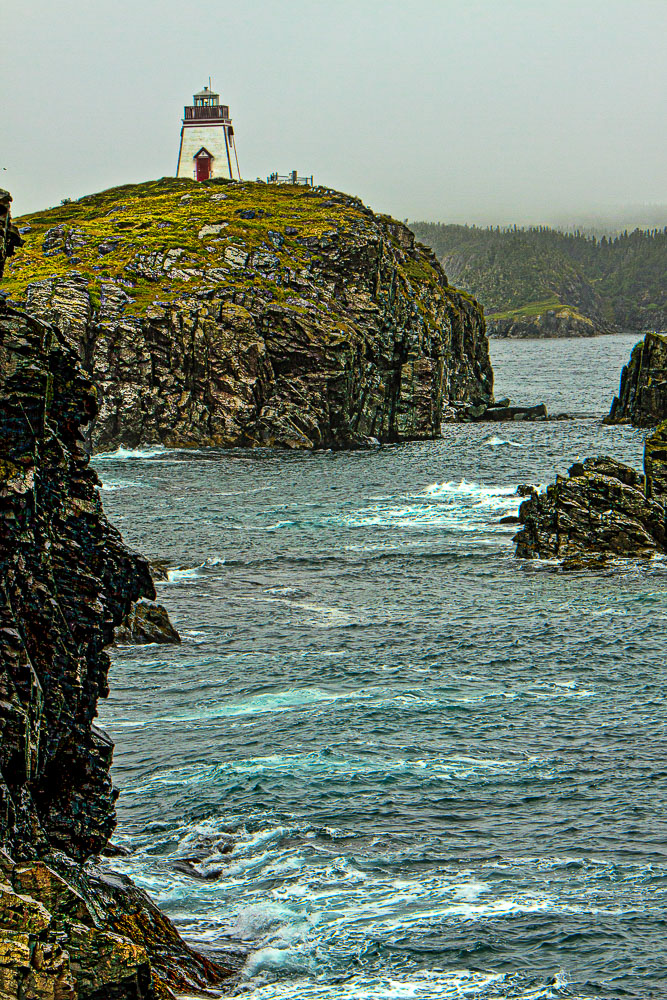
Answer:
2;0;666;224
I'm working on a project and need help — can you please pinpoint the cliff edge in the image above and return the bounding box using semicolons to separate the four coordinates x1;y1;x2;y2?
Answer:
3;178;492;451
0;189;229;998
607;331;667;427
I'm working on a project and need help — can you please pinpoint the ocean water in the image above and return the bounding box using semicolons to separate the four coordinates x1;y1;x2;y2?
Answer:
96;333;667;1000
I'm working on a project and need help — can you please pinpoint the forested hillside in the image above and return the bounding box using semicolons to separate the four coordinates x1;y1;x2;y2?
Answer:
411;223;666;337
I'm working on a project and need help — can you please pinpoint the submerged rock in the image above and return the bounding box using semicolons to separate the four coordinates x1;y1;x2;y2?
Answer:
115;599;181;644
4;178;493;451
607;331;667;426
0;189;229;997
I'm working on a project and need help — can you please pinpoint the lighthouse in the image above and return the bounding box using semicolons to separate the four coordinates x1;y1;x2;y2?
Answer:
176;84;241;181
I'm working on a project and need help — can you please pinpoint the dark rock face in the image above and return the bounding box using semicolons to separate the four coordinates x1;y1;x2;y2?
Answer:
0;190;229;997
514;456;667;562
115;600;181;645
0;291;153;861
644;420;667;501
607;332;667;426
489;308;600;339
4;179;493;451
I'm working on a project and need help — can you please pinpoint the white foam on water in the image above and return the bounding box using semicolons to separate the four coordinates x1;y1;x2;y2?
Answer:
482;435;524;447
94;445;174;460
132;750;536;794
156;686;372;724
113;687;372;733
235;596;360;628
242;520;298;532
166;566;201;583
339;481;519;533
212;486;278;496
230;969;560;999
418;480;518;500
98;479;143;491
110;822;605;1000
162;556;225;583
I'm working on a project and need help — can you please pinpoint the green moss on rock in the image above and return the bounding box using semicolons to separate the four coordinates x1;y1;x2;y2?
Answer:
4;178;492;451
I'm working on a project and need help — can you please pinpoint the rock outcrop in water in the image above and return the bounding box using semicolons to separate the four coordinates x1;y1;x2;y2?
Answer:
514;447;667;565
607;331;667;426
3;178;493;451
115;600;181;645
0;189;228;997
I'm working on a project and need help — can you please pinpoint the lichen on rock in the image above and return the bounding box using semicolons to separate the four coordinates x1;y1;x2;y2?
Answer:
607;331;667;427
489;306;600;339
514;448;667;565
3;178;493;451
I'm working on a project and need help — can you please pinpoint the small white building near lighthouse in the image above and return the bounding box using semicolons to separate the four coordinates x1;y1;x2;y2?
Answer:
176;85;241;181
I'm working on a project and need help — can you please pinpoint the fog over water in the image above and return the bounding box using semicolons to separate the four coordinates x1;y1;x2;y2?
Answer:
2;0;666;223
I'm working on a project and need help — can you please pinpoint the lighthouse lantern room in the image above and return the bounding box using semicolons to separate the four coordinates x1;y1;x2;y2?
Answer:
176;84;241;181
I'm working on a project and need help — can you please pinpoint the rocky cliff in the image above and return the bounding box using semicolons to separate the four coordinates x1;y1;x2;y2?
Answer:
514;445;667;566
3;179;492;451
0;189;228;997
607;331;667;426
489;306;598;339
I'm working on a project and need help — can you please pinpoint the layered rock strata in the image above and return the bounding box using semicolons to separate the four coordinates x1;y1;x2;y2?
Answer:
3;178;493;451
0;189;227;997
514;450;667;564
607;331;667;426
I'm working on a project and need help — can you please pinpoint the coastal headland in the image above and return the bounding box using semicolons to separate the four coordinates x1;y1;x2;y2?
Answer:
3;178;493;451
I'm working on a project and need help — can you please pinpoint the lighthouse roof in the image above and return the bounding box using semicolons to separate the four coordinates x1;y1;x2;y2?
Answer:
194;86;219;99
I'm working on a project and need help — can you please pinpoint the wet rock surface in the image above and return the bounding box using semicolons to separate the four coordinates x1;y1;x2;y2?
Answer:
4;178;493;451
0;190;230;997
442;399;548;422
607;331;667;427
115;600;181;645
514;452;667;563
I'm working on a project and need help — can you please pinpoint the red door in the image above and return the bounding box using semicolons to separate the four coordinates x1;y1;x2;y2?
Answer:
196;156;211;181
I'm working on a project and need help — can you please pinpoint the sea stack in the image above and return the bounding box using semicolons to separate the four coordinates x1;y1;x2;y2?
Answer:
607;331;667;427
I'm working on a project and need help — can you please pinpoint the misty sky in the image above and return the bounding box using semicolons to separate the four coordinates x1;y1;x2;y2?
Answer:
2;0;666;224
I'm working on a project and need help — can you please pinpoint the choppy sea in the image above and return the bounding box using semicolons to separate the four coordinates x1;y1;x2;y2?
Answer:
95;333;667;999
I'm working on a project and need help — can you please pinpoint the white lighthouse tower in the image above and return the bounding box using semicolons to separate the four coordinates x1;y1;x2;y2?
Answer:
176;84;241;181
